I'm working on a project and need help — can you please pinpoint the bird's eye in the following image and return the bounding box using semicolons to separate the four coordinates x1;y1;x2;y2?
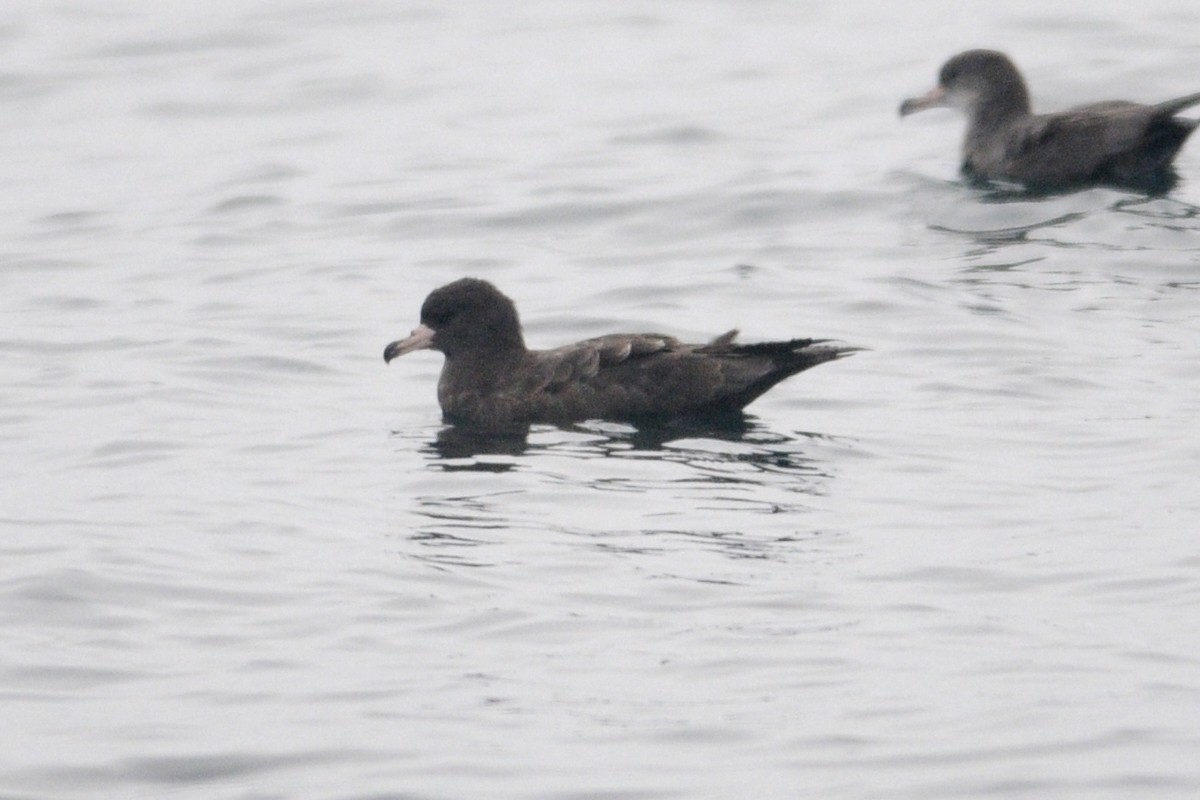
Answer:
425;309;452;327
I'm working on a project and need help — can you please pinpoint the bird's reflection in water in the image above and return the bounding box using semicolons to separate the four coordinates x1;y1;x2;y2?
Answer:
400;414;850;569
420;413;833;478
426;424;532;472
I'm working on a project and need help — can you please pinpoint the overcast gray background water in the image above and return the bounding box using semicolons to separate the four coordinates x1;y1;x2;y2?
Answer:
3;2;1200;799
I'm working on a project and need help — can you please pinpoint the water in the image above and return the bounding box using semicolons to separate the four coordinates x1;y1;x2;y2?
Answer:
3;2;1200;798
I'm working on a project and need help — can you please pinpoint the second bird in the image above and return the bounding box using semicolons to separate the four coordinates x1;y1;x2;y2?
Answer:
900;49;1200;194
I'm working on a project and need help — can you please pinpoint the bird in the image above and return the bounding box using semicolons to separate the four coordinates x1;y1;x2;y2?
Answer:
383;278;857;429
899;49;1200;194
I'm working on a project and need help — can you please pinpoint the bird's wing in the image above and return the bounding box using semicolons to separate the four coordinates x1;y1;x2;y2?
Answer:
1009;103;1159;182
528;333;682;391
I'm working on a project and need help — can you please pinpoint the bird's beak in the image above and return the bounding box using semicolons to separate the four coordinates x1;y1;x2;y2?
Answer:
383;323;435;363
899;85;947;117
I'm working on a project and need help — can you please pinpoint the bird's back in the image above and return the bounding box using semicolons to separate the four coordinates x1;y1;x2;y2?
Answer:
512;332;852;423
993;95;1200;192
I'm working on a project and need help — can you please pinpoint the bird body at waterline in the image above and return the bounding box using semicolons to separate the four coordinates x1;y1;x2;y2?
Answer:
900;49;1200;193
383;278;857;429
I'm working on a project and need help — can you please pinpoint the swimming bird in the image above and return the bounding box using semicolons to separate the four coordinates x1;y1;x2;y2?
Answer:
383;278;856;429
899;49;1200;193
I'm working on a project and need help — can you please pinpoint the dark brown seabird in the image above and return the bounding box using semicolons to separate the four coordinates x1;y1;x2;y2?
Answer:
383;278;857;429
900;49;1200;194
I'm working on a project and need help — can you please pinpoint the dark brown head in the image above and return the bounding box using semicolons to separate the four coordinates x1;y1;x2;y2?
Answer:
383;278;525;363
900;49;1031;121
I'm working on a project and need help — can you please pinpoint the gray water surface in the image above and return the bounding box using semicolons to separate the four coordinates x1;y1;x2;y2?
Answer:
3;2;1200;799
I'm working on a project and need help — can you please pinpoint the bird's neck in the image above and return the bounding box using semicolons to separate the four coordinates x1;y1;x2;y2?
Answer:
444;343;526;383
969;81;1031;130
963;91;1031;172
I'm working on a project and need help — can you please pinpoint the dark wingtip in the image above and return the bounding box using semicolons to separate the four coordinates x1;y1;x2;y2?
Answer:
809;342;866;363
1154;90;1200;118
